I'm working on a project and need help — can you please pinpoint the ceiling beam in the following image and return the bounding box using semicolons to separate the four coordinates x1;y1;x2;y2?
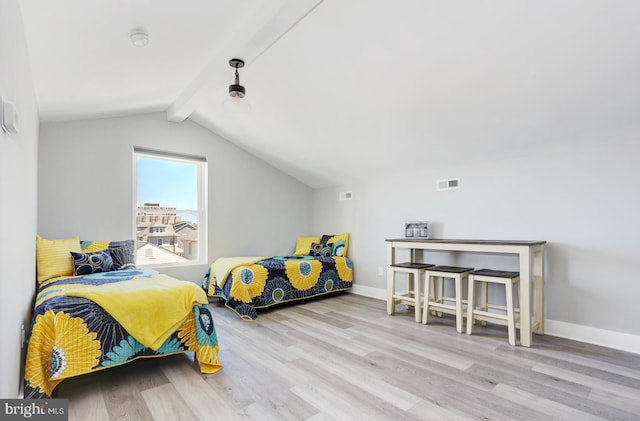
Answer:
166;0;324;123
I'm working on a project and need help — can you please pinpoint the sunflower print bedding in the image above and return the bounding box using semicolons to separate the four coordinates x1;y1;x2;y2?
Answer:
24;269;222;398
202;256;353;321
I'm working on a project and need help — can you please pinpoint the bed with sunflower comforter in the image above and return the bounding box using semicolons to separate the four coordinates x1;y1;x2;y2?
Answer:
202;255;354;320
25;266;222;398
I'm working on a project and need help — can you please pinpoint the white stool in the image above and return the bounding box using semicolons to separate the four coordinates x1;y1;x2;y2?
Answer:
422;265;473;333
466;269;520;346
387;262;434;322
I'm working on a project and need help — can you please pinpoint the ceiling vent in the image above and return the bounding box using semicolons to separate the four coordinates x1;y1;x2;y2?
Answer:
436;178;460;191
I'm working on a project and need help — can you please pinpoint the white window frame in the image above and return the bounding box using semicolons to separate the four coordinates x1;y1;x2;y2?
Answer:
132;147;207;268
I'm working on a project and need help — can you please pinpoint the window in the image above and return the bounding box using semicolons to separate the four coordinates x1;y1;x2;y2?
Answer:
133;147;207;267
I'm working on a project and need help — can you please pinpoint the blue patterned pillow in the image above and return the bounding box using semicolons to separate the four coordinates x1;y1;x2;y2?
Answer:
71;250;114;275
81;239;136;270
108;240;136;270
308;242;333;258
320;234;348;257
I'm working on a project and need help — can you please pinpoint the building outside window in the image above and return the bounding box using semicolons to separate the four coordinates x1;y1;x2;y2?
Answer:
133;147;207;266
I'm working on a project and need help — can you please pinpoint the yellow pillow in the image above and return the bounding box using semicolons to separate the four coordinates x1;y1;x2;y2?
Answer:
321;232;350;257
294;236;321;256
36;235;82;283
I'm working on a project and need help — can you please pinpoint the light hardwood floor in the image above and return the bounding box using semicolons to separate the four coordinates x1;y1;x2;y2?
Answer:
55;293;640;420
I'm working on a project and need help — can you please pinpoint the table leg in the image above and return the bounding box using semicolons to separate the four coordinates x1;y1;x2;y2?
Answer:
519;250;532;347
533;244;545;334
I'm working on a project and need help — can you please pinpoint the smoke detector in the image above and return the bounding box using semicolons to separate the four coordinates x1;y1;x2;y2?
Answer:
130;29;149;47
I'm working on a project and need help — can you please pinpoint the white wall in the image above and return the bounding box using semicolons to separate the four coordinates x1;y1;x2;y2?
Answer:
38;113;313;282
314;136;640;351
0;0;40;398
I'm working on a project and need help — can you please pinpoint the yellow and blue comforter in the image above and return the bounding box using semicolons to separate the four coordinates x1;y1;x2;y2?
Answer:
202;255;353;320
24;269;222;398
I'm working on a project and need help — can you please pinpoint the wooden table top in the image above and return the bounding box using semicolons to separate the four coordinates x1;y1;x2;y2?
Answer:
386;238;547;246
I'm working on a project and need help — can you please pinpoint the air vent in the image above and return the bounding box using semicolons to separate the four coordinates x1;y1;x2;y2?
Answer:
436;178;461;191
339;191;353;201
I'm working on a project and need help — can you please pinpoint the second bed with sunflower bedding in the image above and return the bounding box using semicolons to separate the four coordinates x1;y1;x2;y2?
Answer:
203;255;354;320
203;233;354;320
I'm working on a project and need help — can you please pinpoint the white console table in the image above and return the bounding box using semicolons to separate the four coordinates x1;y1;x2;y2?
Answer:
386;238;546;347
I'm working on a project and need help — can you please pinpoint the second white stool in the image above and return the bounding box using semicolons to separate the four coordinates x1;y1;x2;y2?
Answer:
422;265;473;333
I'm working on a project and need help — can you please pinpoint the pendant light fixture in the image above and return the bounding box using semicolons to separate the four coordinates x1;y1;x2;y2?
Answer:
228;58;246;98
224;58;251;113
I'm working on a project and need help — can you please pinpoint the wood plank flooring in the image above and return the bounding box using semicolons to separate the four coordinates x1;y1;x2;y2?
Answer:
54;293;640;420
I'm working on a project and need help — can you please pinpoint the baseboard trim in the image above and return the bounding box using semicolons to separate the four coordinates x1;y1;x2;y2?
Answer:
544;319;640;355
351;284;387;300
349;286;640;355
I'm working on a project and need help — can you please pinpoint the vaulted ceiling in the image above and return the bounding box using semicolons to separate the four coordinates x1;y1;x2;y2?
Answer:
19;0;640;188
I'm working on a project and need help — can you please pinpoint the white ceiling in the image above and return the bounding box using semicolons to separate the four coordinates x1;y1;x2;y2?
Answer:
19;0;640;188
